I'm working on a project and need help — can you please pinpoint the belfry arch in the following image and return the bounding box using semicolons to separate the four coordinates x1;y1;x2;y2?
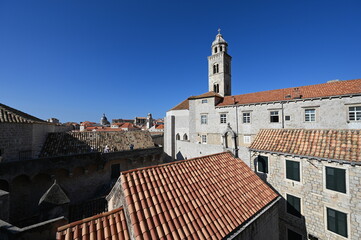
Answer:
222;123;238;157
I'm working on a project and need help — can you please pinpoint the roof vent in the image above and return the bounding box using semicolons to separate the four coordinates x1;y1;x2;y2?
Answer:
327;79;340;83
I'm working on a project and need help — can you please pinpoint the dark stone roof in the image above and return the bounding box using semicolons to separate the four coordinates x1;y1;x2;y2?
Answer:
0;103;46;123
40;131;155;157
39;181;70;207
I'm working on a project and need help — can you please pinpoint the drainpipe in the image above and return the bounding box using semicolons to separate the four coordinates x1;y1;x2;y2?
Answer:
234;98;239;158
281;101;285;129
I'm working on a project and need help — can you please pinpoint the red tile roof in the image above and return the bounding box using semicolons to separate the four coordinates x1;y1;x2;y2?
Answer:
170;98;189;111
155;124;164;129
121;152;278;239
0;103;46;123
170;79;361;110
250;129;361;162
219;78;361;106
121;122;138;129
56;207;129;240
188;91;223;99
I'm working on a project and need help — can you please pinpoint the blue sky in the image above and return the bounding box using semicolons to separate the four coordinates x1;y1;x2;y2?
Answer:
1;0;360;123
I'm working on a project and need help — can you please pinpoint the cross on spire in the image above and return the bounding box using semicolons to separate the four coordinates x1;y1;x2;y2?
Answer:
218;28;221;34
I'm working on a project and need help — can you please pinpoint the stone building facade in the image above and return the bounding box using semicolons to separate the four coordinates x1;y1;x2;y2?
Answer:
164;32;361;164
250;129;361;240
0;103;71;162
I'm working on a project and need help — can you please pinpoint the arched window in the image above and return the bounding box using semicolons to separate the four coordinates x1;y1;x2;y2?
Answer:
176;134;180;140
214;84;219;93
220;46;223;52
183;134;188;141
213;64;219;74
214;47;217;53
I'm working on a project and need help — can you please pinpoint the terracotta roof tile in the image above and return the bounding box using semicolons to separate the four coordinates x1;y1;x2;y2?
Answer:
219;78;361;106
250;129;361;162
0;103;46;123
169;99;189;111
170;78;361;110
56;207;129;240
121;152;278;239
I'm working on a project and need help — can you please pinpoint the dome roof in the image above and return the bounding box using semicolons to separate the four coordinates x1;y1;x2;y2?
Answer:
212;31;228;47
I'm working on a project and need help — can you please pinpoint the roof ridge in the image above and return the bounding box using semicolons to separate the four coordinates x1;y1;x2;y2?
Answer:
258;128;361;132
121;152;232;174
57;207;124;231
0;103;46;123
229;78;361;98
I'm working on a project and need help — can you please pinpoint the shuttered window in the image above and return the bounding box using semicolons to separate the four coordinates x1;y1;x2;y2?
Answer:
287;229;302;240
286;194;301;218
326;167;346;193
327;208;347;237
286;160;300;181
257;156;268;173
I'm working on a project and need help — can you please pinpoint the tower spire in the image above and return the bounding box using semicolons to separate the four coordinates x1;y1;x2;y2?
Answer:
207;30;232;96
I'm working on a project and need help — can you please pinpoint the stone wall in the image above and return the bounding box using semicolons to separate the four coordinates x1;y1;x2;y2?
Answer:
0;147;163;227
0;190;9;221
251;151;361;239
40;130;155;157
229;199;279;240
175;140;224;160
0;217;67;240
166;95;361;163
0;123;71;162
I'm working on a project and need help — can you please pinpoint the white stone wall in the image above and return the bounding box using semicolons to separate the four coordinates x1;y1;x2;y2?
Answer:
165;95;361;163
164;109;189;159
175;140;224;160
251;152;361;240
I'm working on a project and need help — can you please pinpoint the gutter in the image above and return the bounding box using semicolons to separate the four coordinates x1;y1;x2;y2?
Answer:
248;149;361;166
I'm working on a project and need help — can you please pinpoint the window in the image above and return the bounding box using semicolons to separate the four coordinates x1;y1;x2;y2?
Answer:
201;99;208;104
201;135;207;144
285;115;291;121
305;109;316;122
220;114;227;124
349;106;361;121
257;155;268;173
327;208;347;237
287;229;302;240
286;160;300;181
243;112;251;123
201;115;207;124
326;167;346;193
270;111;279;122
176;134;180;140
286;194;301;218
244;136;251;144
213;64;219;74
214;47;217;53
183;134;188;141
213;84;219;93
220;46;223;51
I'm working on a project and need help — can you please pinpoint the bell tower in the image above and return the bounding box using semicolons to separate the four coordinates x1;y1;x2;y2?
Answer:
208;29;232;96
